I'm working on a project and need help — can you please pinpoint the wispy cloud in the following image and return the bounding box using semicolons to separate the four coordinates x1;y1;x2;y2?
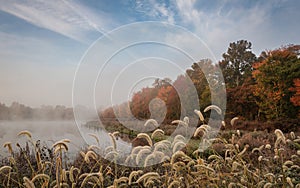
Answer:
0;0;106;43
172;0;294;59
134;0;175;24
175;0;202;26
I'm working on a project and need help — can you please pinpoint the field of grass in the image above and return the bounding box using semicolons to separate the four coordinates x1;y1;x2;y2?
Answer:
1;111;300;187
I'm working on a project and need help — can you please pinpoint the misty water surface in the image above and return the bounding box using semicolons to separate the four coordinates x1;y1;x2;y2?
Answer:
0;121;131;158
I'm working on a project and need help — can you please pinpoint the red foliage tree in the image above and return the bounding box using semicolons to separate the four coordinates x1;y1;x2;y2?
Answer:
253;45;300;119
289;78;300;117
226;78;258;120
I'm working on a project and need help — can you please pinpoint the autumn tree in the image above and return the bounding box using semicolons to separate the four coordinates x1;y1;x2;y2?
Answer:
290;79;300;107
157;84;180;122
219;40;257;88
253;45;300;119
226;78;258;120
99;106;116;119
186;59;214;110
152;78;172;88
130;87;158;119
288;45;300;113
128;77;182;123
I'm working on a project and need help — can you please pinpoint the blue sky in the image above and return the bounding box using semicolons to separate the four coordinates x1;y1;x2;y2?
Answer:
0;0;300;107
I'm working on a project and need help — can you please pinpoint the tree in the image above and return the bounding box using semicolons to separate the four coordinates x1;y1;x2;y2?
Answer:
130;87;159;120
0;103;10;120
219;40;257;88
289;78;300;117
157;84;180;122
253;45;300;119
226;78;258;120
152;78;172;88
186;59;214;110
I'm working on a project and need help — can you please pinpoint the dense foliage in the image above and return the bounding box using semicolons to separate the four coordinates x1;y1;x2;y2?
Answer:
252;46;300;119
100;41;300;121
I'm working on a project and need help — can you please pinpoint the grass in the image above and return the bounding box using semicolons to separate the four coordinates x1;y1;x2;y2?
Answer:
1;115;300;187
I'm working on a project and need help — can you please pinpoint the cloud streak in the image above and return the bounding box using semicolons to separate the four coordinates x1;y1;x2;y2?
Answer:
0;0;105;43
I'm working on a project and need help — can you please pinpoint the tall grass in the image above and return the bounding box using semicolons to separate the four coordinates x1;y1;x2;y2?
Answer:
1;113;300;187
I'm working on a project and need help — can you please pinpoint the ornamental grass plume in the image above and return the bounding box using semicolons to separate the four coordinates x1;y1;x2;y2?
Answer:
204;105;222;115
172;134;186;143
104;151;118;161
194;109;205;122
114;176;128;187
136;172;160;184
23;177;35;188
3;142;13;155
84;150;97;163
183;116;189;125
31;174;50;185
144;119;159;128
136;148;152;165
274;129;286;144
17;130;32;139
128;170;143;185
88;133;99;144
131;146;143;155
194;124;211;137
171;120;188;127
52;140;69;155
265;144;271;149
154;141;170;153
144;151;165;167
237;144;249;157
230;117;239;126
151;129;164;139
136;133;153;146
108;133;117;150
172;141;186;153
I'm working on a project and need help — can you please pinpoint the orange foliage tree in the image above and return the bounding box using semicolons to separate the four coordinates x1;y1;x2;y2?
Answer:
130;87;159;119
252;45;300;119
289;78;300;116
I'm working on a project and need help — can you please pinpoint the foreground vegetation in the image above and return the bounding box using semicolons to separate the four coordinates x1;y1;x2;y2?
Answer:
1;107;300;188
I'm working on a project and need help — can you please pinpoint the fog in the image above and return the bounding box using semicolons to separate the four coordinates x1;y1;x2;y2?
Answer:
0;120;131;159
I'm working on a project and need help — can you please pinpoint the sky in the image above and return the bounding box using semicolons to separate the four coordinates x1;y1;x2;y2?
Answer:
0;0;300;108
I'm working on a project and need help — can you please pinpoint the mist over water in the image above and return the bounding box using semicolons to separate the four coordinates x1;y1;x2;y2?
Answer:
0;121;85;158
0;120;132;159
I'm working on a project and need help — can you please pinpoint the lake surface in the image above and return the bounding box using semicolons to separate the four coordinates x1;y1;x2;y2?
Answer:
0;120;131;158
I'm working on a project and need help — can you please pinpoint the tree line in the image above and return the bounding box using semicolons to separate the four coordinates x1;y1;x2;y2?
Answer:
223;41;300;120
0;102;74;120
100;40;300;123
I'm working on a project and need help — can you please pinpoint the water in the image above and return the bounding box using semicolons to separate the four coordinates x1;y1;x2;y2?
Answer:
0;120;132;159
